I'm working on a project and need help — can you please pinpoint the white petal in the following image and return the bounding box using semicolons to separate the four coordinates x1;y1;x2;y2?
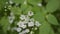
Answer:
30;31;34;34
9;0;13;4
20;15;26;20
21;29;30;34
25;15;30;22
28;11;34;16
37;3;42;7
24;29;30;33
16;28;22;32
5;9;7;11
34;27;38;30
22;25;27;29
24;0;27;5
28;21;34;27
29;18;34;22
17;21;27;29
8;16;14;24
35;21;41;27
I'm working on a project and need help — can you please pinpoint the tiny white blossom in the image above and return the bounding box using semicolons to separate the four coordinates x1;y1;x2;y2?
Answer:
28;21;34;27
35;21;41;27
37;3;42;7
9;0;13;4
20;15;26;20
4;9;7;11
30;31;34;34
28;11;34;16
16;28;22;32
17;21;27;29
8;16;14;24
24;15;30;22
10;12;15;16
24;0;27;5
29;18;34;22
19;29;29;34
24;29;30;33
8;12;15;24
34;27;38;30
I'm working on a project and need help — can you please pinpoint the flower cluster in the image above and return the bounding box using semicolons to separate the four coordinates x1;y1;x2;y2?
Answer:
4;0;42;34
12;11;41;34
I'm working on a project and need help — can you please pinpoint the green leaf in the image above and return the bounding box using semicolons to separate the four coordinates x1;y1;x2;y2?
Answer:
27;0;42;6
10;6;21;15
39;21;54;34
32;6;45;23
46;14;59;25
0;16;10;33
46;0;59;13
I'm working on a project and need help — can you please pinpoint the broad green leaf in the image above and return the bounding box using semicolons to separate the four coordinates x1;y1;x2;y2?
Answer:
39;21;54;34
27;0;42;6
32;6;45;23
0;16;10;33
10;6;21;15
46;14;59;25
46;0;59;13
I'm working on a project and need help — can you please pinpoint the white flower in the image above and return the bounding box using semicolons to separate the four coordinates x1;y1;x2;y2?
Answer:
29;18;34;22
24;15;30;22
35;21;41;27
37;3;42;7
8;12;15;24
20;15;26;20
28;11;34;16
28;21;34;27
24;29;30;33
34;27;38;30
19;29;29;34
16;28;22;32
24;0;27;5
17;21;27;29
9;0;13;4
30;31;34;34
10;12;14;16
8;16;14;24
4;9;7;11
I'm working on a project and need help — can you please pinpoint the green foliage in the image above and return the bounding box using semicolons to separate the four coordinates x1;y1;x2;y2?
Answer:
0;16;10;33
46;14;59;25
0;0;60;34
39;21;54;34
10;6;22;15
46;0;59;13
